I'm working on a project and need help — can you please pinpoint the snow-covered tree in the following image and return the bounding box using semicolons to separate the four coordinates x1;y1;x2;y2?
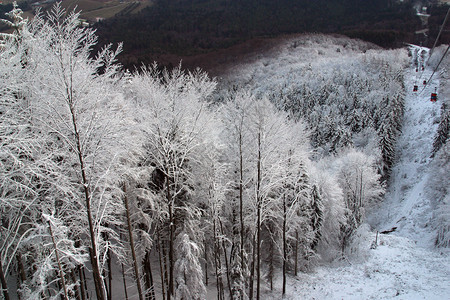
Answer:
19;4;129;299
174;231;206;300
127;64;216;299
310;165;346;262
218;90;255;298
220;91;314;298
332;149;384;251
0;2;28;45
19;213;88;299
435;194;450;248
0;6;45;299
433;107;449;155
427;142;450;247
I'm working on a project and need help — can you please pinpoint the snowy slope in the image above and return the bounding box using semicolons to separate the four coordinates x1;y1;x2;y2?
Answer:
369;48;442;247
279;48;450;300
284;233;449;299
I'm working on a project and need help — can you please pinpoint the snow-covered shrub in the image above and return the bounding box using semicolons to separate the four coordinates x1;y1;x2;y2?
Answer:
436;194;450;248
344;224;374;262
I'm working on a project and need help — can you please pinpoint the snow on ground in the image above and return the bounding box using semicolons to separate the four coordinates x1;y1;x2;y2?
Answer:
283;233;449;299
280;48;450;300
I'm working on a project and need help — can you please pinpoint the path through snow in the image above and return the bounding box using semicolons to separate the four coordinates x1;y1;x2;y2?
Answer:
281;49;450;299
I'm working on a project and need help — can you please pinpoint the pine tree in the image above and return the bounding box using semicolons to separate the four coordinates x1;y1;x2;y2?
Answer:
427;143;450;248
310;184;324;251
174;232;206;300
433;107;449;155
378;122;396;182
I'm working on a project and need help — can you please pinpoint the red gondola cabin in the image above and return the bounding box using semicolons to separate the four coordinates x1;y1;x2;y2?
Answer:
413;85;418;92
431;93;437;102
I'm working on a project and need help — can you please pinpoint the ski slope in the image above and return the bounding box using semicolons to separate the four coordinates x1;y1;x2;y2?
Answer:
371;48;441;248
281;49;450;299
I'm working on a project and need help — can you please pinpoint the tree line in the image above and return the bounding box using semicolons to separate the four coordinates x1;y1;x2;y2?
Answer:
0;4;408;300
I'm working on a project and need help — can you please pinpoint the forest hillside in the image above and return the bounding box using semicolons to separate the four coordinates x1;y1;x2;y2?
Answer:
92;0;450;70
0;4;449;300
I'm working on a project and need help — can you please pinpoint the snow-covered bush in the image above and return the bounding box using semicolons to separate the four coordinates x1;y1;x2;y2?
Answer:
435;193;450;248
344;224;374;262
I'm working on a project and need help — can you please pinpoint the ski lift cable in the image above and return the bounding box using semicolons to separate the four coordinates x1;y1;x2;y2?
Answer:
413;7;449;93
418;8;449;82
419;42;450;95
429;6;450;58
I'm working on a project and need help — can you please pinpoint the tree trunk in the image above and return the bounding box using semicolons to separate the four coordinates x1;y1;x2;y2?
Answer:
123;184;144;300
249;234;256;300
144;251;156;300
166;176;174;300
121;263;129;300
157;234;166;300
79;266;87;300
256;208;261;300
239;131;245;274
294;230;299;276
17;253;26;284
219;219;232;298
204;239;208;286
162;238;170;300
256;131;261;300
0;257;10;300
213;220;224;300
107;248;112;300
101;228;112;300
48;219;69;300
70;269;81;300
69;102;105;300
282;194;287;296
266;224;274;291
